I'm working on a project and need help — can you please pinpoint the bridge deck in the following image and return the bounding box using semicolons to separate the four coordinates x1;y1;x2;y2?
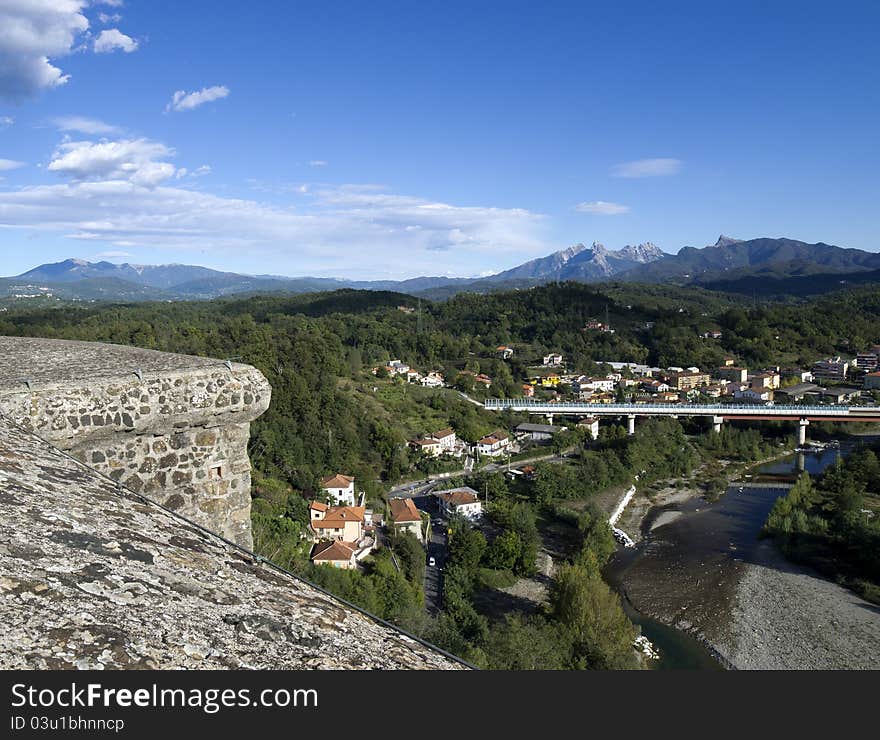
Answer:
484;399;880;420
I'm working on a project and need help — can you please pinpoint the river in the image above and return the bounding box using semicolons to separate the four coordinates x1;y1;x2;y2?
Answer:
606;438;870;670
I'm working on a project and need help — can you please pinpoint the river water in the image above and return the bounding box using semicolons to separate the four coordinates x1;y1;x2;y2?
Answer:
606;439;868;670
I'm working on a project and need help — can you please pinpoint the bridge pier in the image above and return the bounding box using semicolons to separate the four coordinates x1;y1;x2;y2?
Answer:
627;415;635;436
798;419;809;446
712;416;724;434
546;413;554;425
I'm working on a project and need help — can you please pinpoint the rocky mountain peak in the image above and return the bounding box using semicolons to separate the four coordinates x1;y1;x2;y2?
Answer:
616;242;664;263
713;235;743;248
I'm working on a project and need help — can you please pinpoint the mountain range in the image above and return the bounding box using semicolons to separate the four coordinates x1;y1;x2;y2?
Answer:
3;235;880;303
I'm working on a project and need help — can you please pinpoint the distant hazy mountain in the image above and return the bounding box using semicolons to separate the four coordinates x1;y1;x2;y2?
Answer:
625;235;880;283
4;258;473;302
17;258;250;290
5;235;879;303
486;240;664;283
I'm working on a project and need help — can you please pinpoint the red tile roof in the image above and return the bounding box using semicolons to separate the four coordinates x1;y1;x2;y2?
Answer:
311;540;357;562
389;498;422;524
311;506;366;528
321;473;355;489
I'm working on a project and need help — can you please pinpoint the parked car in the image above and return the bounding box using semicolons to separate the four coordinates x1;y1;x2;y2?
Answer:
428;556;436;567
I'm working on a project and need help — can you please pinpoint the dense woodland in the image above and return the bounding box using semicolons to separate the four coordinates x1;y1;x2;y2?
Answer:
4;281;880;666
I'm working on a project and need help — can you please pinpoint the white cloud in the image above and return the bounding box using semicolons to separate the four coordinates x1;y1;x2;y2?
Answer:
92;249;133;259
97;12;122;24
574;200;629;216
1;116;13;127
612;158;682;178
0;158;26;170
47;138;177;187
174;164;211;180
0;0;90;100
309;160;327;167
52;115;122;135
93;28;137;53
0;180;547;277
165;85;230;113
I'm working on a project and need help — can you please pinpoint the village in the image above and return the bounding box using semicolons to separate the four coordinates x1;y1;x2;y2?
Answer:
303;337;880;573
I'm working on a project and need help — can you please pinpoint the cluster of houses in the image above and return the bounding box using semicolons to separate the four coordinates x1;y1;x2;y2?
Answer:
522;348;880;406
408;427;512;459
409;427;463;457
371;359;446;388
309;467;486;570
308;474;374;570
387;486;483;542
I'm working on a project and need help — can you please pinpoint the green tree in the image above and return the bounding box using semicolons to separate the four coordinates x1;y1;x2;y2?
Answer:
550;563;639;670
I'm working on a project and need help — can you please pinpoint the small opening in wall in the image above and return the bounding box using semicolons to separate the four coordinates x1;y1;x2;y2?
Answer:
210;465;223;479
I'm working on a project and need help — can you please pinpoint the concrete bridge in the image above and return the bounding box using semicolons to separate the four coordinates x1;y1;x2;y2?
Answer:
483;399;880;445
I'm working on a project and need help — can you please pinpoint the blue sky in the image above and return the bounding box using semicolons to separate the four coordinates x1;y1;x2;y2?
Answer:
0;0;878;279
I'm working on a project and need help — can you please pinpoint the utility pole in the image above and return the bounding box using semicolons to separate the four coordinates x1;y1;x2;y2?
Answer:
417;297;422;335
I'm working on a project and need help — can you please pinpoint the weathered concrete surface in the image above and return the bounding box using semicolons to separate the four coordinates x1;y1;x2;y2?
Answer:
0;336;270;548
0;416;464;669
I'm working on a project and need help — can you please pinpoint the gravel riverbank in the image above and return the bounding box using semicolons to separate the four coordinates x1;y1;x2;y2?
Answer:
614;475;880;669
714;540;880;670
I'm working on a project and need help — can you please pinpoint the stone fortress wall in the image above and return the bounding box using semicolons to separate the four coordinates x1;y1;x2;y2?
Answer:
0;336;464;669
0;336;270;548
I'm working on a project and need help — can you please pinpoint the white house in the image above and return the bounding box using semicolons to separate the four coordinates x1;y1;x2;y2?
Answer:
421;372;445;387
388;359;410;375
577;377;615;393
434;487;483;520
410;427;457;457
389;498;424;542
433;428;457;452
543;353;564;367
320;473;356;506
734;388;773;403
476;431;510;457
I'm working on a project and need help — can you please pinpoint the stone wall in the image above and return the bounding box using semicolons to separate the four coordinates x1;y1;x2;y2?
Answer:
0;337;270;549
0;414;464;669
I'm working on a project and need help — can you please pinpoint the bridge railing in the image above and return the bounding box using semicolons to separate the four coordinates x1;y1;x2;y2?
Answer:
483;399;880;416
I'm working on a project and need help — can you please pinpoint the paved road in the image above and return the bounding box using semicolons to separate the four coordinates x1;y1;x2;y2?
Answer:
388;480;436;500
389;449;576;499
424;512;447;614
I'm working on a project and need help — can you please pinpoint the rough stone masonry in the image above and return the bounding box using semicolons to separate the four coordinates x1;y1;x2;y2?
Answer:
0;413;463;669
0;336;271;549
0;336;465;669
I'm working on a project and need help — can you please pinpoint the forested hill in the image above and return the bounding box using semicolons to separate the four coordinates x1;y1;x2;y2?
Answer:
2;282;880;492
